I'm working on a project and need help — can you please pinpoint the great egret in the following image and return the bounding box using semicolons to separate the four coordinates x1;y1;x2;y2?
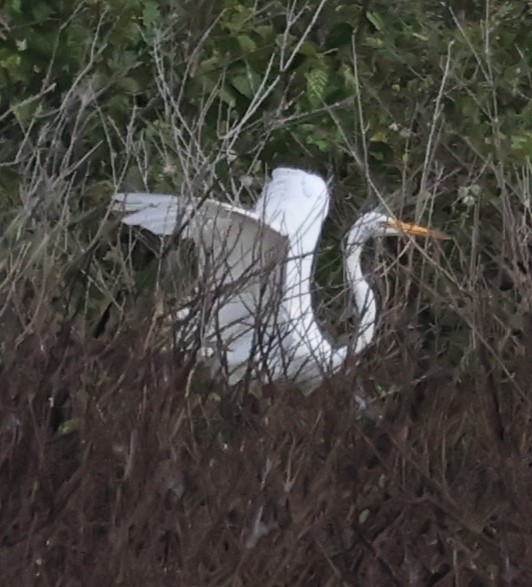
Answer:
112;168;447;393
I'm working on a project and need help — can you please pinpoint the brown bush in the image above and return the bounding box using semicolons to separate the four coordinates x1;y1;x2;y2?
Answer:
1;238;532;587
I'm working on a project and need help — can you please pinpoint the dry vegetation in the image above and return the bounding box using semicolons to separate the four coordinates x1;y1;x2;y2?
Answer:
1;0;531;585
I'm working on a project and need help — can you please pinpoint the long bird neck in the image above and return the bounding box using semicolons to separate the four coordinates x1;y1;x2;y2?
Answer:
344;237;377;355
283;224;378;374
281;224;377;388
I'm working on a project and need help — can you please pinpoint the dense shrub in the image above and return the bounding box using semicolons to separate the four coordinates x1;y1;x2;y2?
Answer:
0;0;531;584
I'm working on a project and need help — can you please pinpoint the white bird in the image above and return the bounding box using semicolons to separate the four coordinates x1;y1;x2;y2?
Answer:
112;168;447;393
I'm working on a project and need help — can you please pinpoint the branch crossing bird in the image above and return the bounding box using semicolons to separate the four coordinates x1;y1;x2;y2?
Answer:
112;168;448;393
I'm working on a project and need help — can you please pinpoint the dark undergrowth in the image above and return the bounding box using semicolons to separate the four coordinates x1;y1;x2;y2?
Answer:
0;1;531;583
1;260;532;586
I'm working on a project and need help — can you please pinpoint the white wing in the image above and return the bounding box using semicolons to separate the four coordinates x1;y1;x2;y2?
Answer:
111;192;183;235
111;192;289;279
112;190;289;379
111;167;334;391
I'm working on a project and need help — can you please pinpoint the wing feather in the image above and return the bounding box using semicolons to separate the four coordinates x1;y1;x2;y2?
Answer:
111;191;289;269
112;192;183;235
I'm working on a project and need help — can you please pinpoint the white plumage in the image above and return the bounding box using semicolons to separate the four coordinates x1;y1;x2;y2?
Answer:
112;167;447;393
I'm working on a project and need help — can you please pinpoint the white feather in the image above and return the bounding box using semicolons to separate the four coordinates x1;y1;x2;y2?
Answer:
111;167;440;393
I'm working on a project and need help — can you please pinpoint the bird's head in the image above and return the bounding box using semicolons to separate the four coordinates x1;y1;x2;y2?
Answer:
348;210;449;249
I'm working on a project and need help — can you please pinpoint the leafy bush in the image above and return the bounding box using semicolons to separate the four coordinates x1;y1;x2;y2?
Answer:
1;0;532;584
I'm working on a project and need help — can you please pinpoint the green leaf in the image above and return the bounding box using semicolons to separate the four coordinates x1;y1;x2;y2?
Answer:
32;3;54;22
0;53;24;81
363;37;384;49
59;419;79;435
366;11;385;31
325;23;354;50
231;73;253;98
254;25;274;40
117;76;142;95
142;0;161;28
511;132;532;161
216;84;236;107
8;0;22;15
297;41;319;58
11;99;40;128
369;131;388;143
237;35;255;54
305;68;328;108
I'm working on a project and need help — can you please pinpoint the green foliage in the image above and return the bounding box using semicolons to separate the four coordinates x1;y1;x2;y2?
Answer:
0;0;529;185
0;0;530;316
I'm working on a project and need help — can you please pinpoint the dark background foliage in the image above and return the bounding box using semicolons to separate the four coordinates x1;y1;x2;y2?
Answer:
0;0;531;584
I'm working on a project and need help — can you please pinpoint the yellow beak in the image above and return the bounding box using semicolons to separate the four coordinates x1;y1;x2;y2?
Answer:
386;219;449;240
